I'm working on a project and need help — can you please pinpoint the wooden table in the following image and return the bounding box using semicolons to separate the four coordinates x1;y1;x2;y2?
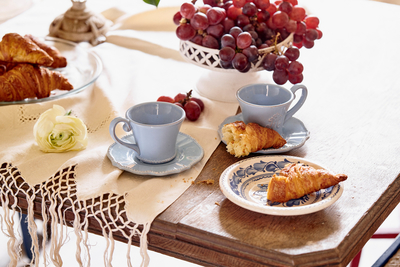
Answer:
3;0;400;266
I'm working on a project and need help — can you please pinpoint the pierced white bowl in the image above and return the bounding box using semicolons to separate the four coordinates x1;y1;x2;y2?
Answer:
179;33;293;102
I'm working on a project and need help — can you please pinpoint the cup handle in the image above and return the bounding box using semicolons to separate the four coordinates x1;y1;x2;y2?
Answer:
285;84;308;122
109;117;140;155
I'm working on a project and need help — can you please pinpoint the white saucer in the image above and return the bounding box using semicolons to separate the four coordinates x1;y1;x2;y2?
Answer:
218;113;310;154
107;132;204;176
219;155;344;216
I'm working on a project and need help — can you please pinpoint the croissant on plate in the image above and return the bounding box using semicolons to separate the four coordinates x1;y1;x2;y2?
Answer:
222;121;286;157
24;34;67;68
0;63;73;101
0;33;53;66
267;163;348;203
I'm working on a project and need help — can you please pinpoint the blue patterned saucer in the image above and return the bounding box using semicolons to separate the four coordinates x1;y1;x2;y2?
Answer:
218;113;310;154
219;155;344;216
107;132;203;176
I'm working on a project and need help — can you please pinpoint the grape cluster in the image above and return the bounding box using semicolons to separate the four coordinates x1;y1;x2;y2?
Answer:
157;90;205;121
174;0;322;85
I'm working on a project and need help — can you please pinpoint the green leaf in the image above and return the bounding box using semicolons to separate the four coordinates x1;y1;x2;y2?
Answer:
65;110;72;116
143;0;160;7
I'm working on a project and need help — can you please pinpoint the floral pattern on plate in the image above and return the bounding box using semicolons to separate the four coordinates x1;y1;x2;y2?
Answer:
219;155;344;216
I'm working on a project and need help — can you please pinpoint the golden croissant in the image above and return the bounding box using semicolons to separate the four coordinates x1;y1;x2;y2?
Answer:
25;34;67;68
222;121;286;157
267;163;348;203
0;33;53;66
0;63;73;101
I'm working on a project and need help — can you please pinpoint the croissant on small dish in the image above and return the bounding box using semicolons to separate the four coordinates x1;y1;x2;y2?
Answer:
267;163;348;203
222;121;286;157
0;63;73;101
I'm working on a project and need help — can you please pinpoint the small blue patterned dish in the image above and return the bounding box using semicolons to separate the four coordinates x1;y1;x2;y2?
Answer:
219;155;344;216
107;132;204;176
218;114;310;154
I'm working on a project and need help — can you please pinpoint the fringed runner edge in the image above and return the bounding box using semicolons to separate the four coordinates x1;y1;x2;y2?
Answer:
0;162;148;267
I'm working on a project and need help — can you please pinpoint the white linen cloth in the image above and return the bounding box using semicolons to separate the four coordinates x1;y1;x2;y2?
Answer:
0;1;238;266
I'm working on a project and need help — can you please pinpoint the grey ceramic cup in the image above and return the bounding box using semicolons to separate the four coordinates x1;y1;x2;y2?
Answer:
109;102;185;164
236;84;308;135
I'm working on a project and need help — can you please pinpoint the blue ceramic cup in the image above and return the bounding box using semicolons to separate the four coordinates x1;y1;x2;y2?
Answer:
237;84;308;135
109;102;185;164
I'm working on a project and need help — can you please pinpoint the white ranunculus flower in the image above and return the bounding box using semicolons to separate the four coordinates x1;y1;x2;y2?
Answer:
33;105;88;152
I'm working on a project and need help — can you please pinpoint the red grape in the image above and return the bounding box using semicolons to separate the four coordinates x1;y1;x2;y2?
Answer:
236;32;252;49
173;12;183;25
190;34;203;45
236;14;251;28
174;93;186;103
295;21;307;35
242;45;259;62
293;33;303;43
180;3;197;19
262;53;277;71
204;0;220;7
305;15;319;29
199;4;212;14
284;19;297;33
305;28;318;41
220;60;233;69
302;38;314;49
184;100;202;121
221;34;236;48
191;13;209;30
285;0;298;5
257;10;270;22
254;0;270;10
272;11;289;28
232;0;246;8
219;46;236;62
202;35;219;49
279;1;293;14
288;60;303;75
229;26;243;39
191;97;205;111
290;6;306;21
207;24;225;38
176;24;196;41
284;47;300;61
275;55;289;71
265;3;277;16
288;73;303;84
242;2;257;16
207;7;227;25
316;28;323;39
227;5;242;20
157;96;174;103
222;18;236;33
273;69;288;85
232;53;249;72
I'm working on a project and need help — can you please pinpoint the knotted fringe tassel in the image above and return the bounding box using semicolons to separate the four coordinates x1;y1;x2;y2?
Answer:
140;222;151;267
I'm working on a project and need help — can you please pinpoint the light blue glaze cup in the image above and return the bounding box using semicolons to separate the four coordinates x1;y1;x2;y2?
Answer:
237;84;308;135
109;102;185;164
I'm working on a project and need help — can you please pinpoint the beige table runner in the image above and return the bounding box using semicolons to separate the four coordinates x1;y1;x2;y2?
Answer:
0;2;238;266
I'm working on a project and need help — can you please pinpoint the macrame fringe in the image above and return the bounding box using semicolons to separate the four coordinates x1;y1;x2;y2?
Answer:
0;163;152;267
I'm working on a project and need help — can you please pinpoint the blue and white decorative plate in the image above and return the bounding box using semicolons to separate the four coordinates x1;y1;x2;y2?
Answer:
107;132;204;176
218;114;310;154
219;155;344;216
